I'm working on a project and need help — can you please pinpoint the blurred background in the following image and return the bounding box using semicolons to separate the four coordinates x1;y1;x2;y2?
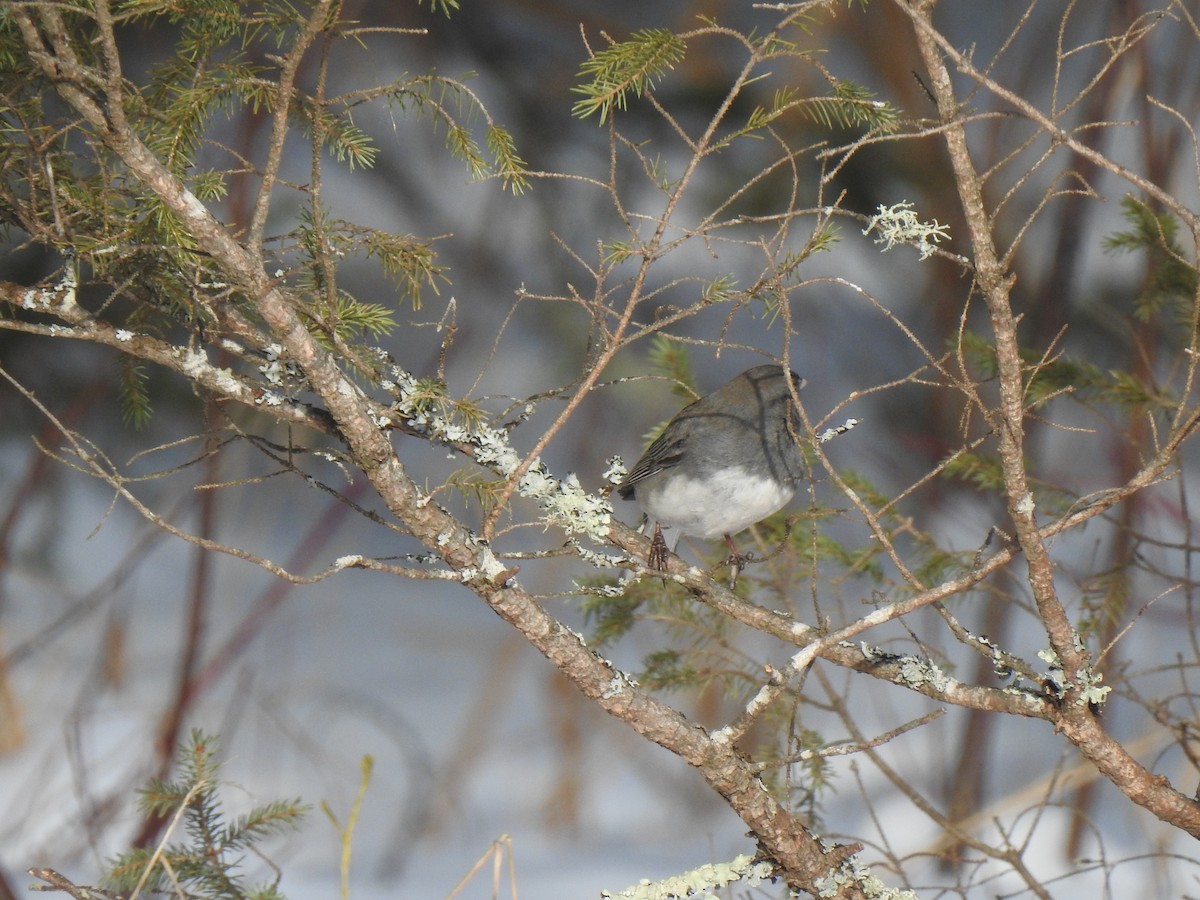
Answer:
2;1;1200;896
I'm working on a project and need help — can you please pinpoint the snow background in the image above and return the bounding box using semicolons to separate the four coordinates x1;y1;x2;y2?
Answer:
3;2;1200;898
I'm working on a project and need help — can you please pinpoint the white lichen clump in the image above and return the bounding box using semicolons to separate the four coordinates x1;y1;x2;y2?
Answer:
23;263;78;311
818;418;860;443
601;854;775;899
815;855;918;899
602;455;629;485
863;201;950;260
1076;670;1112;706
518;468;613;543
1037;647;1112;706
177;346;210;378
387;366;613;543
893;656;953;693
259;343;288;387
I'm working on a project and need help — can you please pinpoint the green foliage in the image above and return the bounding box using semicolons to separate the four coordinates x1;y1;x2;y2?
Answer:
419;0;461;17
760;727;835;824
118;0;249;59
0;0;527;415
296;206;445;315
1103;195;1199;324
640;649;698;691
647;334;698;400
1026;355;1174;412
376;75;530;193
1075;567;1128;637
808;79;900;133
581;591;644;648
1023;355;1104;407
580;575;723;687
0;14;22;71
601;240;641;267
941;451;1077;517
572;29;688;123
942;451;1005;493
105;731;307;898
401;375;472;423
806;529;884;581
313;110;380;171
743;81;900;138
836;468;889;511
804;221;842;255
624;336;700;447
959;326;1174;415
326;293;397;340
754;223;841;324
486;124;531;195
362;230;444;306
143;55;276;174
912;541;968;587
955;328;998;379
119;355;154;430
701;274;740;305
444;469;506;517
292;205;449;346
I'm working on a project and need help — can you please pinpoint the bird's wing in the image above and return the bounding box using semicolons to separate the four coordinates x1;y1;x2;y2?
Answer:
617;431;687;498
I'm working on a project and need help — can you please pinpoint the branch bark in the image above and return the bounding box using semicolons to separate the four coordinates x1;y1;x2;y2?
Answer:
900;0;1200;838
9;4;870;893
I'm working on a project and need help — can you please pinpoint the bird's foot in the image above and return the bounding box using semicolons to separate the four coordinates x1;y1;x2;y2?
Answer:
648;523;671;570
722;534;755;585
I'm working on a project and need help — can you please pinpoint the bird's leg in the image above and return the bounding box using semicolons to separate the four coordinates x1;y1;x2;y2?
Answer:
648;523;671;570
722;533;755;584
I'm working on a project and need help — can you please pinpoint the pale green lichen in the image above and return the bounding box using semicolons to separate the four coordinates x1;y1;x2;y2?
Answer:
815;856;917;899
601;675;627;700
570;542;623;570
518;467;613;543
579;581;626;597
860;641;884;662
893;656;952;693
601;854;775;899
863;201;950;260
1076;672;1112;706
818;418;860;443
1038;647;1112;706
385;366;613;542
602;455;629;485
22;263;77;311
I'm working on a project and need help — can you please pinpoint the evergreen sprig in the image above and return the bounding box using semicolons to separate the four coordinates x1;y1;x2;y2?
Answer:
119;355;154;430
805;80;900;133
741;80;900;140
312;110;380;171
1103;195;1199;324
374;75;530;192
647;334;698;401
485;124;531;194
293;207;444;325
105;731;308;898
960;326;1176;413
572;28;687;123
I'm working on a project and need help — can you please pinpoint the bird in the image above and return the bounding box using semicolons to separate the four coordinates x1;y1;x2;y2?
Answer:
618;364;806;569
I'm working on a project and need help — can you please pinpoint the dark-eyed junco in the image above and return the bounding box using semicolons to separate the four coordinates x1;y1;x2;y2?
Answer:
618;365;806;568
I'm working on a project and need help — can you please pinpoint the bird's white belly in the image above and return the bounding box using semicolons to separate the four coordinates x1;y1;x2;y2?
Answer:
640;466;793;539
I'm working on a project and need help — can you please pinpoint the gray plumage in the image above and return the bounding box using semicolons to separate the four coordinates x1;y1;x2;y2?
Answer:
618;365;806;542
